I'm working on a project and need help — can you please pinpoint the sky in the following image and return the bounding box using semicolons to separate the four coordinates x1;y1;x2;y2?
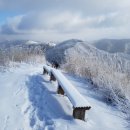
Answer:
0;0;130;41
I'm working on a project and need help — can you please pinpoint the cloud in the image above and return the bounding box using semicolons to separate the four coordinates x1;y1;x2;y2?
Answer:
1;11;88;33
0;15;23;34
0;0;130;40
1;0;130;14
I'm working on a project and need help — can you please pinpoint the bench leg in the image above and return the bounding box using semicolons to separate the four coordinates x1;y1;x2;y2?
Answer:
57;84;64;95
50;72;56;81
73;108;86;121
43;68;48;75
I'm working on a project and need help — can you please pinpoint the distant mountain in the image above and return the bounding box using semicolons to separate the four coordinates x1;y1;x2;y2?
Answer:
0;40;52;52
92;39;130;54
45;39;130;66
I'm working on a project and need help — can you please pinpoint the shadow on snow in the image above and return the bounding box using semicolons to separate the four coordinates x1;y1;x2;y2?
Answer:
26;74;72;128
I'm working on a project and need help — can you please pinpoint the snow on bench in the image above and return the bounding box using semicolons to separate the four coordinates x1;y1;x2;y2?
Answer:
50;68;91;120
43;65;52;75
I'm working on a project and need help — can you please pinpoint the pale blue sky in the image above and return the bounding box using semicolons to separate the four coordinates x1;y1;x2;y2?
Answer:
0;0;130;41
0;11;21;24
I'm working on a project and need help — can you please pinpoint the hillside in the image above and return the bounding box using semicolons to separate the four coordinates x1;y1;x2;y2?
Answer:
45;39;130;123
0;40;51;67
0;40;51;51
0;63;127;130
45;39;82;64
0;39;130;130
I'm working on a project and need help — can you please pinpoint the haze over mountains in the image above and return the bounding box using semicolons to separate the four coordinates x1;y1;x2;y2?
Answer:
93;39;130;54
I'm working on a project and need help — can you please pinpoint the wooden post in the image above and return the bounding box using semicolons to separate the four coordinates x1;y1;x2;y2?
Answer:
57;84;64;95
73;107;91;121
43;68;48;75
50;72;56;81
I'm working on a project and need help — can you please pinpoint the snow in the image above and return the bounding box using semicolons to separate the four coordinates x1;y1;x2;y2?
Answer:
0;63;127;130
26;40;39;45
43;65;52;74
51;68;91;108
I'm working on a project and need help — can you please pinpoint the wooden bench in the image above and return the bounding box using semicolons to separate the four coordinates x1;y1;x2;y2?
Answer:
50;69;91;121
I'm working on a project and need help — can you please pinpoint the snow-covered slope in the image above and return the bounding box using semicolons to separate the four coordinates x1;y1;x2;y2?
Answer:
46;39;130;73
0;40;52;66
0;63;127;130
45;39;130;96
45;39;83;64
45;39;130;122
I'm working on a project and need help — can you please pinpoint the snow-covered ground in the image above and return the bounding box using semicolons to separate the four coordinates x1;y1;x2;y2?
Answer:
0;63;127;130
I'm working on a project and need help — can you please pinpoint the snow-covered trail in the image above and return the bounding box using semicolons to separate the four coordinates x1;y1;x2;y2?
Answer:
0;64;43;130
0;64;127;130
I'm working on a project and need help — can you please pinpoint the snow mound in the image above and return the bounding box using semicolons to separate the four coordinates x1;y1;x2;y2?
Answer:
26;40;39;45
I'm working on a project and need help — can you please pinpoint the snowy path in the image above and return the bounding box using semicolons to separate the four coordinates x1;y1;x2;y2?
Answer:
0;64;42;130
0;68;27;130
0;64;127;130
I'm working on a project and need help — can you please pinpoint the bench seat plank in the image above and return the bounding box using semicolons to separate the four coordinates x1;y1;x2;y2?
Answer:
43;65;52;74
51;69;91;108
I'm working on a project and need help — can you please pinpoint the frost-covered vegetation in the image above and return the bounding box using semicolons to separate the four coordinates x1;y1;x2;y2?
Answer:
0;40;50;67
46;39;130;123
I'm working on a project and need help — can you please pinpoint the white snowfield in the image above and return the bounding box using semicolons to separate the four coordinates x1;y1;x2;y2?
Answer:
51;68;91;108
0;63;127;130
